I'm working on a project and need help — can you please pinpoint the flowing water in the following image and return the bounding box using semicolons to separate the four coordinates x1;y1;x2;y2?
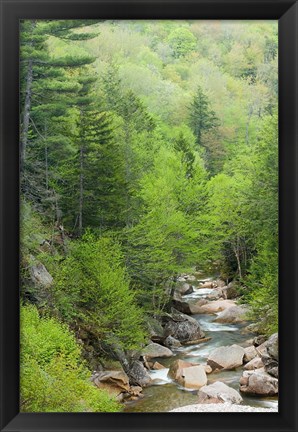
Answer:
124;278;278;413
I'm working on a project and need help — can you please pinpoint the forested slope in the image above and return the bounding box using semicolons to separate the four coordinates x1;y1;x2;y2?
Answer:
20;20;278;412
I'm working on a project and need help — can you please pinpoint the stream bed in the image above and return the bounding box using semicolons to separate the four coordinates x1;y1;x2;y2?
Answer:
124;280;278;412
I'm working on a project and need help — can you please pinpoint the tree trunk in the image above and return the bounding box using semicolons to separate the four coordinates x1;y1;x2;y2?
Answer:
20;20;36;171
20;58;33;171
78;145;84;236
44;124;49;191
233;238;242;279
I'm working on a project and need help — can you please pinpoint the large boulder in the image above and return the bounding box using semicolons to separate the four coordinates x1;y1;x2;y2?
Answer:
29;262;53;288
168;360;207;389
182;365;208;389
243;346;258;363
240;369;278;396
128;360;152;387
177;283;194;296
92;370;130;393
256;333;278;361
207;345;245;371
172;298;192;314
198;381;243;405
214;305;248;324
244;356;264;370
141;342;173;360
168;359;196;381
199;300;236;314
163;309;205;343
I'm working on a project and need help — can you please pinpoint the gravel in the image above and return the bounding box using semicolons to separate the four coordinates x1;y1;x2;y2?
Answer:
169;403;278;413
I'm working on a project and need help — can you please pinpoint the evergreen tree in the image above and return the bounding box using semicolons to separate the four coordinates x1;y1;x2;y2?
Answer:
174;132;195;178
189;86;219;159
20;20;98;170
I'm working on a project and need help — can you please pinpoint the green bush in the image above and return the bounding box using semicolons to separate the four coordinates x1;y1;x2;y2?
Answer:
21;305;120;412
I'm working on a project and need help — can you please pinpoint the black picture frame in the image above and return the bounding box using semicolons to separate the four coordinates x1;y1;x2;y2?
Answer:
0;1;297;431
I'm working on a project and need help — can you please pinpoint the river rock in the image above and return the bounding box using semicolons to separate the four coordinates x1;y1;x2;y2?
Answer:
182;365;207;389
29;262;53;288
207;344;245;371
164;335;181;349
172;298;192;314
199;281;217;289
141;342;173;359
199;300;236;314
205;290;224;301
92;370;130;392
128;360;152;387
262;354;278;378
163;309;205;342
204;365;212;374
243;346;258;363
168;359;196;381
240;369;278;396
244;356;264;370
129;385;143;396
152;361;166;370
253;335;267;346
189;299;208;314
256;333;278;360
214;305;248;324
198;381;243;405
266;333;278;360
178;283;194;296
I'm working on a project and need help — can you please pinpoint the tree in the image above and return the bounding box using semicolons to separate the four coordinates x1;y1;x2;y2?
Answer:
124;147;207;313
167;27;197;58
189;86;219;166
173;132;195;179
20;20;98;170
54;233;146;351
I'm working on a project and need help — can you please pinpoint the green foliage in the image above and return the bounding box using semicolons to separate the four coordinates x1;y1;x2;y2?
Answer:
245;238;278;335
167;27;197;58
189;86;219;157
21;305;120;412
54;233;146;349
125;147;207;313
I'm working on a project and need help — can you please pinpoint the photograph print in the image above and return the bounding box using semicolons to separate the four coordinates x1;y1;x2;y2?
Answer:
20;19;278;413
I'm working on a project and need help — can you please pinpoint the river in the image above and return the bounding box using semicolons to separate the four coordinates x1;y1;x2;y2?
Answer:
124;278;278;412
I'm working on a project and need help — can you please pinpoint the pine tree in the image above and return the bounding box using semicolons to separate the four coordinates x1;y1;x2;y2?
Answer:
174;132;195;178
189;86;219;149
20;20;98;171
20;20;100;222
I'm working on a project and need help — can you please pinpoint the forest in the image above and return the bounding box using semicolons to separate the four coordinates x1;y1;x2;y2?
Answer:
20;20;278;413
